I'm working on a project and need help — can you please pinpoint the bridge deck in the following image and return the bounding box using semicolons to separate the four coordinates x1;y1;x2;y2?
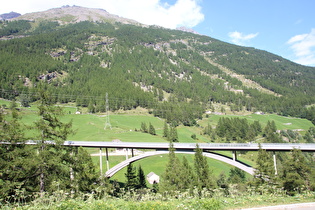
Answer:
60;141;315;152
2;141;315;152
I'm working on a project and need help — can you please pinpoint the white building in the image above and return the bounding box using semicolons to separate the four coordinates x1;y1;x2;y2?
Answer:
147;172;160;184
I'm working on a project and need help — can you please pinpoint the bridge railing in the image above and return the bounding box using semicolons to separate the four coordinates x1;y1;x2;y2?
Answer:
1;141;315;151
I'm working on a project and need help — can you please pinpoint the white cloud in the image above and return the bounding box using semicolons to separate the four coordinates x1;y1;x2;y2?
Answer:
0;0;204;29
228;31;259;46
287;29;315;66
103;0;204;29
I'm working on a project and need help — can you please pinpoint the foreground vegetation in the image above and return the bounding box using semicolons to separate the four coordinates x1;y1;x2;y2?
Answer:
1;187;315;210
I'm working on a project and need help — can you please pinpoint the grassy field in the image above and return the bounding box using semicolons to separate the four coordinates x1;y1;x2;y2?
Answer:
91;152;250;185
1;98;314;184
2;98;313;143
202;113;314;132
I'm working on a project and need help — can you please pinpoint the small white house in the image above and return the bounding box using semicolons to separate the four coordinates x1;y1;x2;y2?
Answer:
147;172;160;184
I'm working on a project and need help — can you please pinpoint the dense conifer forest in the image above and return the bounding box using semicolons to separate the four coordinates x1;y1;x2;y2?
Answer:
0;19;315;125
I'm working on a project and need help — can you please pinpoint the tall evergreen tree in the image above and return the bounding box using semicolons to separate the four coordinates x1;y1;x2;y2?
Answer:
137;165;147;189
282;149;311;195
169;125;178;142
33;90;74;196
163;121;169;138
141;122;148;133
254;145;276;186
148;123;156;135
179;156;196;190
0;103;33;201
160;143;182;192
194;144;215;190
71;147;98;193
125;163;137;190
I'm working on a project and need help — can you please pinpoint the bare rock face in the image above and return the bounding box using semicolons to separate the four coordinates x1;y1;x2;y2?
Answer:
13;5;141;25
176;26;199;35
38;72;59;83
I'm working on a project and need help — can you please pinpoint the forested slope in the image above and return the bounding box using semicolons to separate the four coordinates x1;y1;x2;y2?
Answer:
0;12;315;125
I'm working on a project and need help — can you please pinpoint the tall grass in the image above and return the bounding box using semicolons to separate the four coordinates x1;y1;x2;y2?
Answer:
2;186;314;210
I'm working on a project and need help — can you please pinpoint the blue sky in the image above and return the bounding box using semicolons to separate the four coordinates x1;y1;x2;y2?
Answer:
1;0;315;66
194;0;315;67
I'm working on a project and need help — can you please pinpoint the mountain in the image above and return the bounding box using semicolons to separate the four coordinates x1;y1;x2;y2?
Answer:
0;6;314;125
13;5;140;25
0;11;21;20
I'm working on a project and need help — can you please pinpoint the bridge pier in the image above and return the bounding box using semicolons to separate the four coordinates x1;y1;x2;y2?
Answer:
100;148;103;176
106;148;109;171
273;151;278;175
232;150;237;161
125;148;129;160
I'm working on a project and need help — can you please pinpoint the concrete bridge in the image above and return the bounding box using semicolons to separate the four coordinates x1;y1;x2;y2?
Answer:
104;150;255;177
3;141;315;177
62;141;315;177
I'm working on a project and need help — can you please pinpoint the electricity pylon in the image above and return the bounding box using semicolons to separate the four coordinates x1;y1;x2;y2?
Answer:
104;93;112;130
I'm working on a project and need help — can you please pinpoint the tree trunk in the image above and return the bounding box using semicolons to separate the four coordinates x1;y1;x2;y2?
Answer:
40;169;44;197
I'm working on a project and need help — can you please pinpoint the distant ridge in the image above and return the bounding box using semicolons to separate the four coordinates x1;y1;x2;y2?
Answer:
13;5;141;25
0;12;21;20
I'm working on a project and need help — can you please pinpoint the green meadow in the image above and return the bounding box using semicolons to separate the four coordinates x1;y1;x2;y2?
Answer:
202;113;314;132
1;99;314;183
92;153;242;185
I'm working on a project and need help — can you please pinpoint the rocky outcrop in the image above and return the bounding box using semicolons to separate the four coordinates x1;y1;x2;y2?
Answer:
38;72;59;83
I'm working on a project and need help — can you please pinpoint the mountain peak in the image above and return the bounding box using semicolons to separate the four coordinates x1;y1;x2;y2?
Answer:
0;11;21;20
13;6;140;25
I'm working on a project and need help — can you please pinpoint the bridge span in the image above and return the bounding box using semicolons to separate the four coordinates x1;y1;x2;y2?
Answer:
59;141;314;177
105;150;255;177
60;141;315;152
2;141;315;177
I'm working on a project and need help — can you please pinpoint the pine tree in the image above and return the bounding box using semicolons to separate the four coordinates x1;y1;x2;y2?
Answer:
0;103;33;201
125;163;137;190
163;121;169;138
72;147;98;193
33;90;74;196
148;123;156;135
282;149;311;195
194;144;214;190
169;125;178;142
160;143;182;192
179;156;196;190
304;130;314;143
263;120;277;137
141;122;148;133
137;165;147;189
254;145;276;186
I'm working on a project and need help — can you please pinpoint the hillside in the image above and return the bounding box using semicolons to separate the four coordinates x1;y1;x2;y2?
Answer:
0;6;314;125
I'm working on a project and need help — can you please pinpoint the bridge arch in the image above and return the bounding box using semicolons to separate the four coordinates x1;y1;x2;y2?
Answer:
105;151;255;178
